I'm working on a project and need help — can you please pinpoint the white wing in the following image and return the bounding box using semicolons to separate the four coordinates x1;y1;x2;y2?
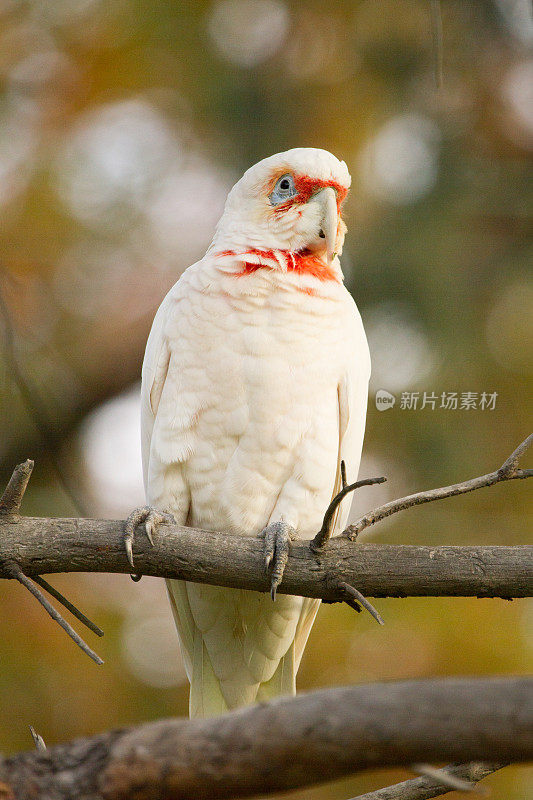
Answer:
293;315;370;671
332;361;370;534
141;294;171;492
140;285;196;678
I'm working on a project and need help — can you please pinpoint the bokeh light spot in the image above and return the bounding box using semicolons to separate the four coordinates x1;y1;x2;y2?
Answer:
364;302;437;392
357;114;441;204
208;0;289;67
79;385;144;518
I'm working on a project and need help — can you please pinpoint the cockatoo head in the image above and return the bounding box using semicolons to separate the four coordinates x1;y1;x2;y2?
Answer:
211;148;351;266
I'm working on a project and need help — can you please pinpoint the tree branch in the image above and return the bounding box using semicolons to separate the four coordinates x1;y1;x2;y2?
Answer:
0;678;530;800
344;434;532;540
0;441;530;798
32;575;104;637
311;470;386;550
0;459;33;516
0;435;530;662
0;458;104;663
0;282;89;516
0;513;531;600
349;762;506;800
0;559;103;665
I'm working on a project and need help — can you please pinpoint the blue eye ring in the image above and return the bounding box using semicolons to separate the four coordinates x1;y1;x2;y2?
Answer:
269;173;296;205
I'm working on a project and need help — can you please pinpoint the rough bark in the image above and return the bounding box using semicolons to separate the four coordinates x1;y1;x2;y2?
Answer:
0;678;530;800
0;515;531;600
349;762;506;800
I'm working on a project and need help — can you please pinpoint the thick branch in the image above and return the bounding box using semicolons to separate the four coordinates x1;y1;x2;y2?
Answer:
0;436;530;665
0;678;530;799
0;515;531;599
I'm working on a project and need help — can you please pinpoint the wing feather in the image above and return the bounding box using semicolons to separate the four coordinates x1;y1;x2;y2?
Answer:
293;332;370;669
141;295;172;491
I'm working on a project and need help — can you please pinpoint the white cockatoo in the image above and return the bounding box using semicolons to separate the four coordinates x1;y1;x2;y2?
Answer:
126;147;370;718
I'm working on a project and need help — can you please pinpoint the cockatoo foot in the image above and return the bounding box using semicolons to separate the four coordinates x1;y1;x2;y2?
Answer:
124;506;175;569
261;521;296;601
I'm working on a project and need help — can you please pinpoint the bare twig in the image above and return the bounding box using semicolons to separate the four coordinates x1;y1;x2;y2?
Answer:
430;0;444;88
411;763;477;792
1;560;103;665
345;434;532;541
0;460;33;515
0;280;89;516
311;473;386;551
33;575;104;637
0;461;104;647
28;727;46;752
499;433;533;477
334;579;384;625
349;762;506;800
311;469;386;621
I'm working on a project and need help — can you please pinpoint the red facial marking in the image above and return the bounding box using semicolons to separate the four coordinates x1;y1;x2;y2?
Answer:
293;175;348;211
268;172;348;215
216;248;338;283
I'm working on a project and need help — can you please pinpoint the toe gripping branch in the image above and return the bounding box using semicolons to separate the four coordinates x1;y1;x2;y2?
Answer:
263;521;296;601
312;462;386;626
124;505;175;580
0;460;104;665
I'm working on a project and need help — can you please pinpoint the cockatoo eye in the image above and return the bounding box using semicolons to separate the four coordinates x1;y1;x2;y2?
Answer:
269;174;296;205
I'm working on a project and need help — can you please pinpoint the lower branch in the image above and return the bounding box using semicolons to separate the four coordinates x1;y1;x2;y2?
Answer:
345;434;532;540
350;762;506;800
0;678;530;800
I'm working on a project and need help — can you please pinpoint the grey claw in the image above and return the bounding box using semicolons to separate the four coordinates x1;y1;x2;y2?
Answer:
125;536;135;570
261;521;296;602
145;519;155;546
124;506;174;570
262;526;276;570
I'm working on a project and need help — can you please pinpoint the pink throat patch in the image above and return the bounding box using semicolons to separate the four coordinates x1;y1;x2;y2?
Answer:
216;248;339;283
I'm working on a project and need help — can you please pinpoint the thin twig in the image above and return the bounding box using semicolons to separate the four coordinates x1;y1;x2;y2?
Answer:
0;459;104;652
28;726;46;752
311;474;386;551
430;0;443;89
345;434;532;541
335;580;384;625
499;433;533;477
411;763;476;792
0;462;105;645
348;762;506;800
2;560;103;665
0;460;33;515
341;460;348;489
0;278;89;517
33;576;103;637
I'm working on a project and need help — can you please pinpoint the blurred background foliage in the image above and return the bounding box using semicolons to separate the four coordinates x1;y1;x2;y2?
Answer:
0;0;531;796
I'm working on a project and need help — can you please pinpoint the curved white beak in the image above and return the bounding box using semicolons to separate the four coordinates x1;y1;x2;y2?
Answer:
310;187;338;265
